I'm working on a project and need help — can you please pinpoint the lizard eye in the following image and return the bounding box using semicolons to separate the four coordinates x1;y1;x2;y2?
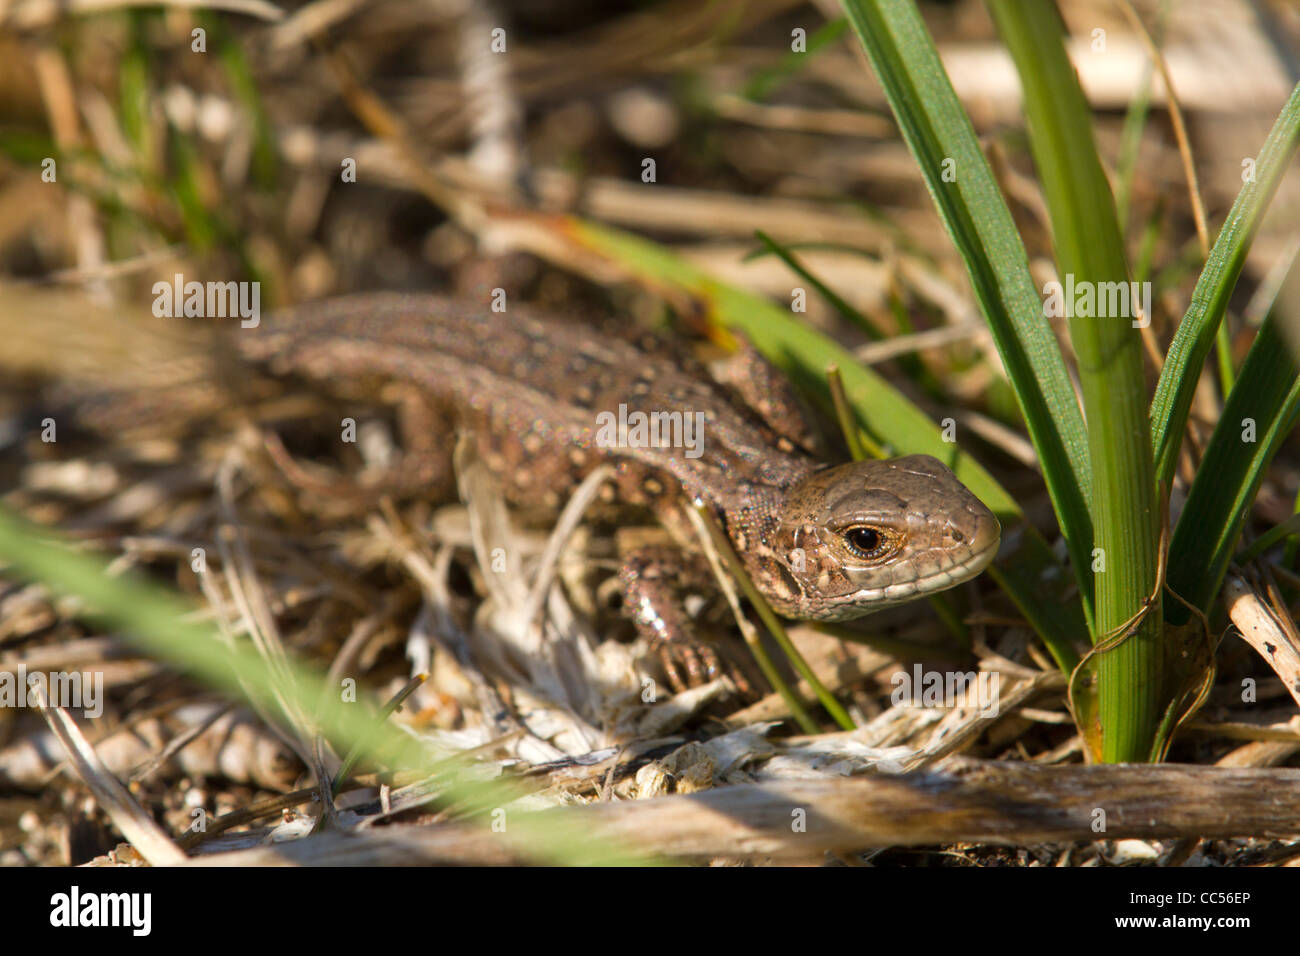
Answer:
843;526;886;559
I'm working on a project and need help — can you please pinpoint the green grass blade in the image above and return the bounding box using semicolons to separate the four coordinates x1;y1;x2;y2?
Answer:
1150;82;1300;486
752;230;879;338
1166;312;1300;620
990;0;1163;761
839;0;1096;632
743;17;849;101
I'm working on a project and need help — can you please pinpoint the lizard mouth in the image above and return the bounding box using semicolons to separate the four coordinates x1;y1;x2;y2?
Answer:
899;535;998;600
926;533;1001;587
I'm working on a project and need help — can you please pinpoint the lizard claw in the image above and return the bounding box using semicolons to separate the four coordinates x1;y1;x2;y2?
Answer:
654;636;754;698
655;636;718;693
655;640;691;695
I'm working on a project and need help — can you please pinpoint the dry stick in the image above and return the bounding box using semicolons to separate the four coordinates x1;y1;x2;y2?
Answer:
213;458;311;743
1184;720;1300;743
211;454;338;827
1214;719;1300;767
325;608;390;690
270;0;367;51
1261;564;1300;658
852;323;992;365
128;702;234;784
1175;710;1300;865
904;670;1068;772
945;408;1038;469
3;0;284;29
723;637;895;727
187;760;1300;865
1222;571;1300;710
30;244;187;285
317;33;930;312
521;465;615;631
332;673;429;798
321;44;476;226
178;766;436;852
1138;321;1166;374
178;786;319;852
181;723;538;852
373;519;522;741
32;685;187;865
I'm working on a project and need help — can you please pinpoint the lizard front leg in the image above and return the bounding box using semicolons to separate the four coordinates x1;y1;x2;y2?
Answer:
616;543;755;696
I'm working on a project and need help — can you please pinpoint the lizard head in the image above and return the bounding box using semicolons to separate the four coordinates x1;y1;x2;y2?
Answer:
767;454;1000;621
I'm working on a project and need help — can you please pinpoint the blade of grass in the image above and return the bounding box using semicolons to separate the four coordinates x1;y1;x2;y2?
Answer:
1113;0;1167;233
1236;513;1300;565
753;229;880;339
827;364;871;460
742;17;849;101
332;673;428;797
839;0;1097;635
754;232;945;396
990;0;1162;761
205;11;280;189
1166;313;1300;622
1149;81;1300;486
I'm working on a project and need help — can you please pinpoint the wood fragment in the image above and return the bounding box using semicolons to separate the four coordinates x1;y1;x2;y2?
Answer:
190;759;1300;865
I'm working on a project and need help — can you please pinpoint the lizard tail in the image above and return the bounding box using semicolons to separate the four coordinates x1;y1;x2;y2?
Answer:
0;284;217;390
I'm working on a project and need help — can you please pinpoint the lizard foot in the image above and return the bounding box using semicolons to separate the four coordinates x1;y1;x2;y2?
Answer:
617;546;756;696
654;635;755;697
654;634;722;694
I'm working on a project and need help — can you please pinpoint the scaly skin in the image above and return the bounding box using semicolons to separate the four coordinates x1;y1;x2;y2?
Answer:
239;292;1001;688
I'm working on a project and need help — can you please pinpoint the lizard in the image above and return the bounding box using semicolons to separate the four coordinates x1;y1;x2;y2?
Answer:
230;291;1002;692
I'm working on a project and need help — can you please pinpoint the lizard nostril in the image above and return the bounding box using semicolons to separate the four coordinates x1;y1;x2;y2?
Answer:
951;529;964;543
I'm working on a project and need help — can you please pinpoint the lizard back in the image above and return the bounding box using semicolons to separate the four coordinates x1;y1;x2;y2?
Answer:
238;292;818;520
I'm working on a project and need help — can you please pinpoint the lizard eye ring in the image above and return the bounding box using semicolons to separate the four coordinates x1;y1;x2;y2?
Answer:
842;525;891;560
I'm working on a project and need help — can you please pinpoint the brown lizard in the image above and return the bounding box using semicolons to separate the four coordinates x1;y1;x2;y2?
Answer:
233;292;1001;692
